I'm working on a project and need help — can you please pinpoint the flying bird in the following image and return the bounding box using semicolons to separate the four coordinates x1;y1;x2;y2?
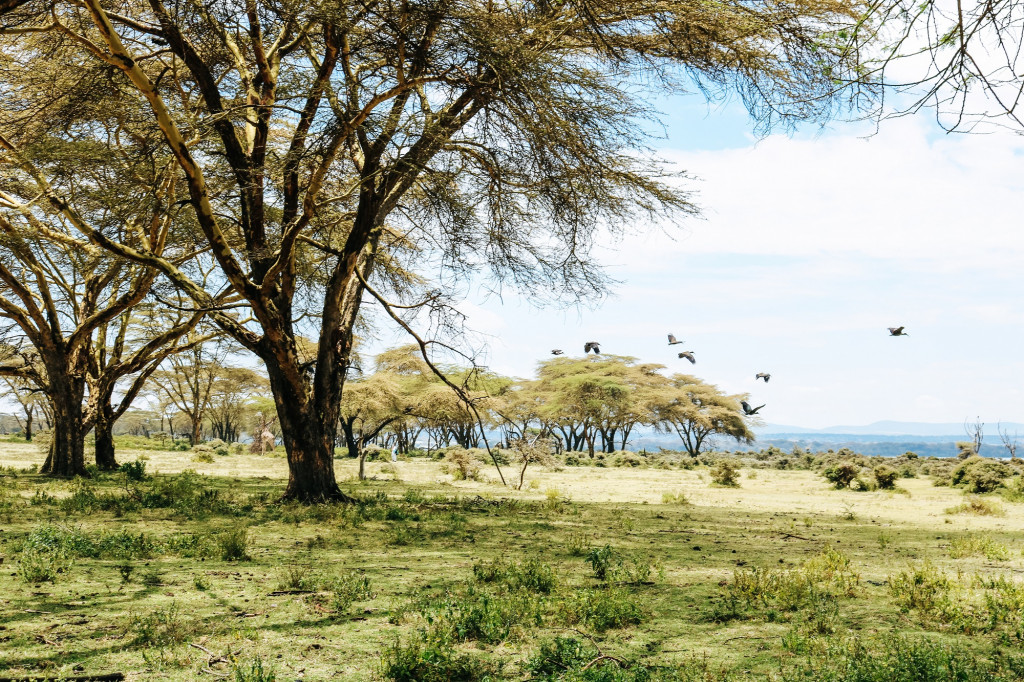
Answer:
668;334;683;345
677;351;696;364
584;341;601;354
888;326;908;336
756;373;771;382
741;400;765;416
551;349;564;355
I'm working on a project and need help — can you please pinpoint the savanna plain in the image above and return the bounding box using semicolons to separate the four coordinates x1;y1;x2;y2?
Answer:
2;441;1024;681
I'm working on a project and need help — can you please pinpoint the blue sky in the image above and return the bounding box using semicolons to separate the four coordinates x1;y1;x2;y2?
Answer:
376;93;1024;429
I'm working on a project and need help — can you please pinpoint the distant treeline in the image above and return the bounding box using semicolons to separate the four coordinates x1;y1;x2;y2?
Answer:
757;439;965;458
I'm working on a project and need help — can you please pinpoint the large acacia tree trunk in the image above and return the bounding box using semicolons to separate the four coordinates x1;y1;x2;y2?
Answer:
266;362;355;502
40;371;86;477
93;403;117;471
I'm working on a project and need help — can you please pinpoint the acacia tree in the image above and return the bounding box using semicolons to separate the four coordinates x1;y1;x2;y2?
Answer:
1;0;872;499
207;366;268;443
652;374;754;457
1;374;42;441
149;332;229;445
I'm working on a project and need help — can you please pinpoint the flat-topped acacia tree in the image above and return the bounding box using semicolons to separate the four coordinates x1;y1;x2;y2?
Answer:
0;0;871;500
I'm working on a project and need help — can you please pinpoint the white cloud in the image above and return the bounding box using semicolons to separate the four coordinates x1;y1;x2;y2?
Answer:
602;117;1024;269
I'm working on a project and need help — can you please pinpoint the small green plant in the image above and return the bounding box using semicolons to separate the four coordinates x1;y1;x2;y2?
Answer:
472;556;558;593
232;657;276;682
191;451;215;463
117;562;135;584
566;529;590;556
128;603;196;646
218;526;251;561
586;545;614;580
325;570;374;614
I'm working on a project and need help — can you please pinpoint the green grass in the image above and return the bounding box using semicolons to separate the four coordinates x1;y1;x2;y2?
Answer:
0;451;1023;680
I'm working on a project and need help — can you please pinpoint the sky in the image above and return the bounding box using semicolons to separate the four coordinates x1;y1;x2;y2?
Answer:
375;94;1024;430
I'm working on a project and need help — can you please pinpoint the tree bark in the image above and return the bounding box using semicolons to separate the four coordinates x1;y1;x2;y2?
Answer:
267;363;353;502
40;372;87;477
93;407;117;471
23;404;32;441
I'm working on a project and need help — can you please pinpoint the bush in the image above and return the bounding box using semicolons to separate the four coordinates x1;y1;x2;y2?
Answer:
444;449;480;481
557;587;648;632
951;457;1010;493
119;459;148;482
192;451;215;463
473;556;558;594
710;460;741;487
823;461;860;489
873;465;898;490
18;531;74;583
232;657;276;682
218;526;250;561
946;496;1005;516
379;638;499;682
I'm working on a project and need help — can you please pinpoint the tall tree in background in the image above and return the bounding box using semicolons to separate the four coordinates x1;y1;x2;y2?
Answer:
0;0;873;499
1;375;42;441
149;332;228;445
207;366;268;443
652;375;754;457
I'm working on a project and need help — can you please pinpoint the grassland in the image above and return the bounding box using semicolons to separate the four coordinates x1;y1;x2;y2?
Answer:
1;441;1023;681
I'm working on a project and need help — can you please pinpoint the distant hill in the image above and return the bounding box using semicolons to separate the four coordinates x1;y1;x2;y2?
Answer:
756;420;1024;437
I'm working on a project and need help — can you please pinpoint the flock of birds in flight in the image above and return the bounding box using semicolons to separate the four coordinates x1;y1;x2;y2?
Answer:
548;326;910;418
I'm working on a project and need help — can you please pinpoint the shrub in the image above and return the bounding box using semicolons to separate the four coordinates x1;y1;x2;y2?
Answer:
444;449;480;481
128;603;197;646
557;587;647;631
232;657;276;682
119;459;148;482
379;638;499;682
192;451;215;463
586;545;614;580
661;491;690;505
566;529;590;557
218;526;250;561
951;457;1010;493
946;496;1005;516
873;465;898;490
710;460;741;487
823;461;860;489
473;556;558;594
18;538;73;583
889;562;951;613
325;571;373;614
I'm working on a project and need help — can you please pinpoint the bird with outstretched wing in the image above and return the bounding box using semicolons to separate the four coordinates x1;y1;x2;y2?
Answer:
741;400;765;415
